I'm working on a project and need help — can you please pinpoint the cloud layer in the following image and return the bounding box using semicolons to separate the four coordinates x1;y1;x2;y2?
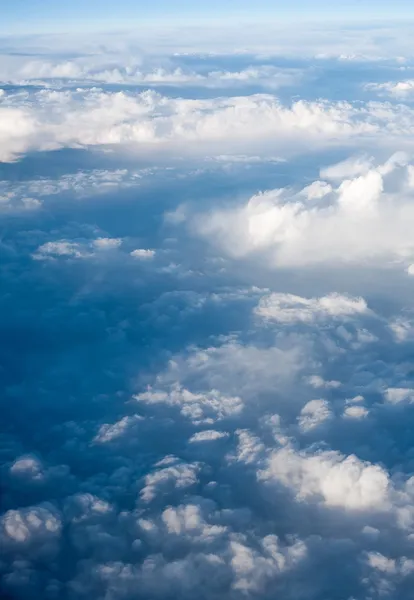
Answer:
3;22;414;600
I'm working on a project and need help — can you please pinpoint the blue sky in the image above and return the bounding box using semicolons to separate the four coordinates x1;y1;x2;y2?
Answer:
2;0;414;33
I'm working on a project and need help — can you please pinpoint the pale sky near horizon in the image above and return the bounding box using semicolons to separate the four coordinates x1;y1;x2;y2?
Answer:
2;0;413;34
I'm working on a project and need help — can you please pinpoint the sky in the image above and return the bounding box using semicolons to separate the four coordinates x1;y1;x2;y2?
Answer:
2;0;414;33
4;8;414;600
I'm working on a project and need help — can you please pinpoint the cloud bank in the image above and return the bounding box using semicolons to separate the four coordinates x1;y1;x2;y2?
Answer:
3;20;414;600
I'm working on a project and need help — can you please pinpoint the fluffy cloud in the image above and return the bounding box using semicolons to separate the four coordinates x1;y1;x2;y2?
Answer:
131;249;156;259
259;447;390;510
1;505;61;552
32;237;123;260
298;399;332;431
366;80;414;98
188;430;229;443
255;292;369;323
3;87;414;162
193;153;414;271
1;58;303;90
136;386;244;424
140;458;201;503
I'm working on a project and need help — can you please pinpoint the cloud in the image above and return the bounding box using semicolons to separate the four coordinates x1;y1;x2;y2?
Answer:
33;240;90;259
298;399;332;432
0;168;149;213
32;237;123;260
343;405;369;419
259;446;390;510
192;153;414;271
1;505;61;552
135;335;307;422
93;415;144;444
136;386;244;425
366;80;414;98
384;388;414;405
93;238;122;250
9;455;45;481
307;375;341;389
131;249;156;259
3;87;414;162
255;292;369;323
188;430;229;443
1;58;303;90
140;458;201;503
320;154;375;180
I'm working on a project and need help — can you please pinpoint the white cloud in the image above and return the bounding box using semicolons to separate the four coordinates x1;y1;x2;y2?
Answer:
33;237;124;261
10;455;45;481
298;399;332;432
307;375;341;389
259;447;390;510
230;535;307;593
136;386;244;424
131;249;156;259
343;405;369;419
366;80;414;98
93;415;144;444
140;458;200;502
255;292;369;323
33;241;90;260
189;430;229;443
389;318;414;342
65;494;113;522
135;336;306;421
161;504;226;540
1;505;61;551
384;388;414;405
300;180;332;200
92;237;122;250
320;155;374;180
0;106;38;163
3;87;414;162
231;429;265;465
193;155;414;270
2;59;303;91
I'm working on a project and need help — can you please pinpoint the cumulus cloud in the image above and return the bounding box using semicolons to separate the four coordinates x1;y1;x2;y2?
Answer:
93;415;144;444
140;458;200;503
32;237;123;260
343;405;369;419
255;292;369;323
93;238;122;250
298;399;332;432
9;456;45;481
189;430;229;443
136;386;244;425
307;375;341;389
1;505;61;552
192;153;414;271
3;87;414;162
366;80;414;98
259;447;390;510
33;240;90;260
131;249;156;259
384;388;414;405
